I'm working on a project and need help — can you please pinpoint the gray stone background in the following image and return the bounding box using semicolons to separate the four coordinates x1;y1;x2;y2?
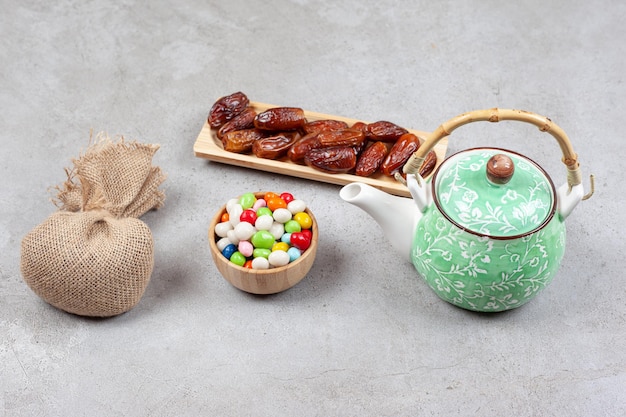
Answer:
1;0;624;416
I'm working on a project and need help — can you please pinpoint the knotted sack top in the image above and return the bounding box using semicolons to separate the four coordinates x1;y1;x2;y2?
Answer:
54;138;165;217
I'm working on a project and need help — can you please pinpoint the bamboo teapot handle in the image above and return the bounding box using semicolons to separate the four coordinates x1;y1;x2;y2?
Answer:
399;108;593;198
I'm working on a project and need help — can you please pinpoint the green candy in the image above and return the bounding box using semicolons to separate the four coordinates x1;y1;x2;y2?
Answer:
230;251;246;266
284;220;301;233
256;207;272;217
252;248;271;259
250;230;275;249
239;192;257;209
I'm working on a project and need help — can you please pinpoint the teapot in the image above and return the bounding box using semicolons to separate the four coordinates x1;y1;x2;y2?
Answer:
340;108;593;312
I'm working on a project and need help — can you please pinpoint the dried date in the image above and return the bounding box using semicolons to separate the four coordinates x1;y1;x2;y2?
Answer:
253;132;300;160
317;128;365;148
381;133;420;176
350;121;368;133
288;133;322;162
303;119;349;135
353;140;367;156
221;129;265;153
208;92;249;129
350;123;369;155
217;107;256;139
304;146;357;173
208;94;426;178
419;150;437;177
355;141;389;177
254;107;306;131
366;121;408;142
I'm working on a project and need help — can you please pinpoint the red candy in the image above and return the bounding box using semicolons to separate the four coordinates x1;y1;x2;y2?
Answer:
240;209;257;225
290;231;312;251
280;192;295;204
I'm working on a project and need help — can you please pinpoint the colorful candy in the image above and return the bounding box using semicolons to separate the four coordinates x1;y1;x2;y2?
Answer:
239;209;257;225
269;222;285;240
268;250;290;267
290;230;312;250
267;197;287;211
287;199;306;214
280;192;294;204
287;247;301;262
252;199;266;211
294;212;312;229
256;207;272;218
221;243;237;260
251;256;270;269
254;214;273;231
250;230;275;249
229;204;243;227
215;221;233;238
216;237;231;252
234;222;256;241
238;192;256;209
226;229;240;245
216;192;313;269
272;208;292;223
253;248;271;259
264;192;279;201
238;240;254;257
272;242;289;252
230;251;246;266
284;220;301;233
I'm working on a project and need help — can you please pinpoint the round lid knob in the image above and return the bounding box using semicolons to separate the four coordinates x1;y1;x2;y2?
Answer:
486;153;515;184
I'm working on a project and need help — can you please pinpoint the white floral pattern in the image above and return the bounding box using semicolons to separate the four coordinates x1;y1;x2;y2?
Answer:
436;150;553;237
412;206;566;312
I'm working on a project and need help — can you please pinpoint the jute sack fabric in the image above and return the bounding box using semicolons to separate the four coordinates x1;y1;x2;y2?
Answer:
20;138;166;317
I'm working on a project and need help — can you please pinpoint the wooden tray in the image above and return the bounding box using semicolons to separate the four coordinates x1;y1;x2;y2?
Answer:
193;102;448;197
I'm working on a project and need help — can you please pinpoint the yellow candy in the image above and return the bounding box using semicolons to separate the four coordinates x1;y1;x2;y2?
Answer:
272;242;290;252
294;212;312;229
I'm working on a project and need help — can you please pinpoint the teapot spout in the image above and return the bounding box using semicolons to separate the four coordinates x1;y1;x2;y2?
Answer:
340;182;420;263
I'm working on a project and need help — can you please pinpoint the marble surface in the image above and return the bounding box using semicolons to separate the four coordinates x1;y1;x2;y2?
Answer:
1;1;624;416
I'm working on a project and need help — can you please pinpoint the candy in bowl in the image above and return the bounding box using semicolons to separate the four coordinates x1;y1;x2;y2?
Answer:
209;192;318;295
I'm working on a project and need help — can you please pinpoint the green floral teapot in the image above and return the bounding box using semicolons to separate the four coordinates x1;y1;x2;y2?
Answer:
341;109;593;312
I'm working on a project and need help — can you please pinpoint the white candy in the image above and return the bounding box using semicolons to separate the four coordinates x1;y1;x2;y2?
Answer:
255;214;274;231
226;229;240;245
214;221;233;238
234;221;256;241
226;198;239;213
287;199;306;214
268;250;290;267
272;208;292;223
216;237;232;252
269;222;285;240
251;256;270;270
228;204;243;227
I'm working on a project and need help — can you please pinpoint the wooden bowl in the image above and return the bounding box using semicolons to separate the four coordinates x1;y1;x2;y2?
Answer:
208;193;318;295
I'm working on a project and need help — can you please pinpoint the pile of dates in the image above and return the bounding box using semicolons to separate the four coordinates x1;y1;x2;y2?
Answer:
207;91;436;178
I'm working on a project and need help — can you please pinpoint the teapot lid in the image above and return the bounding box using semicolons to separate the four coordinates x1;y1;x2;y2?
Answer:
432;148;556;238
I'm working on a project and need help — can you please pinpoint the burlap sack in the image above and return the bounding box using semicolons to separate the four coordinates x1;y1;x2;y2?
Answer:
20;138;166;317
